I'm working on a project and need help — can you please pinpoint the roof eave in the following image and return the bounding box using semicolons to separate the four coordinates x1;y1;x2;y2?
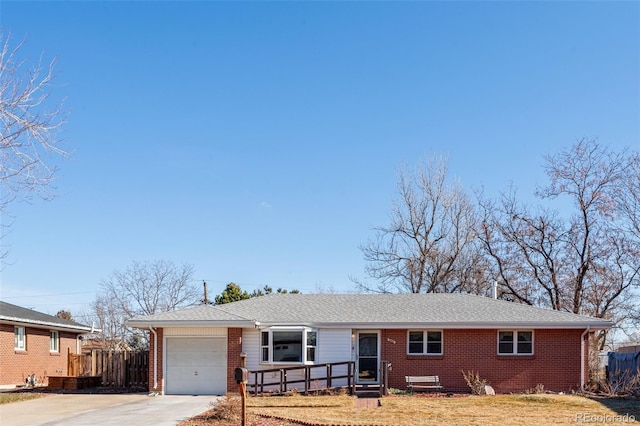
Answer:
127;320;257;329
0;317;93;333
255;321;614;330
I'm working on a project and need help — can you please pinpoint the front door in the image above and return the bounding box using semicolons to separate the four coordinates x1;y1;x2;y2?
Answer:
356;331;380;384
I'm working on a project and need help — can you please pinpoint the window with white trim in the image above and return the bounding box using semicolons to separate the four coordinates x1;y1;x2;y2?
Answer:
50;331;59;352
260;328;317;364
14;326;26;350
498;330;533;355
407;330;443;355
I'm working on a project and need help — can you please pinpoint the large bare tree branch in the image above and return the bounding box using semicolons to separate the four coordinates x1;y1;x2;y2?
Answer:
478;139;639;343
95;260;199;348
358;156;488;294
0;33;68;260
0;33;67;209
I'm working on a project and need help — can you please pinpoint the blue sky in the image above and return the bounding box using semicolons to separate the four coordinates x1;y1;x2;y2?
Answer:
1;1;638;318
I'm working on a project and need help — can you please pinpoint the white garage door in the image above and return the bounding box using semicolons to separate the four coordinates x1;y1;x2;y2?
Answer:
165;337;227;395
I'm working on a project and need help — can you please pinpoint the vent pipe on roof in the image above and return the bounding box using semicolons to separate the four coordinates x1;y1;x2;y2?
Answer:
493;281;498;300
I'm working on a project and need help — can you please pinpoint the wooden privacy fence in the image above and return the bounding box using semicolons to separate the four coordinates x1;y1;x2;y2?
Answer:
68;349;148;388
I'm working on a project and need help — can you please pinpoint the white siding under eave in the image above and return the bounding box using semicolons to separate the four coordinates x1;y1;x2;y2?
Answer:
164;327;227;337
316;329;352;387
243;328;262;370
317;329;352;363
242;328;353;392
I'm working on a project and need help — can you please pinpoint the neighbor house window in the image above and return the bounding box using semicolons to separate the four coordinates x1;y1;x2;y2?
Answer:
50;331;59;352
14;326;26;350
498;331;533;355
408;330;443;355
260;328;317;364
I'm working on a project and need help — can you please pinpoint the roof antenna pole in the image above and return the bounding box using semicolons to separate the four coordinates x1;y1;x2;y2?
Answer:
203;281;210;305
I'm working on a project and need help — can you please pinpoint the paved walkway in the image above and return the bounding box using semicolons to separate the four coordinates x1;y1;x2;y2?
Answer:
0;393;219;426
354;397;380;408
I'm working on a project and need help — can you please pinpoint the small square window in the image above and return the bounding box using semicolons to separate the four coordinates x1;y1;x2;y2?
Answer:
306;331;317;362
50;331;59;352
498;331;514;354
260;331;269;362
408;331;424;354
498;331;533;355
517;331;533;354
426;331;442;354
407;330;442;355
14;327;26;350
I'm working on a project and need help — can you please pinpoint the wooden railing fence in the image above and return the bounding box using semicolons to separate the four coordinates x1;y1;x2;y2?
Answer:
247;361;355;396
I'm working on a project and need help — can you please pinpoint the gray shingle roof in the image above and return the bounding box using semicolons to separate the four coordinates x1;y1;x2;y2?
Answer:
129;304;255;323
127;293;613;329
0;301;92;332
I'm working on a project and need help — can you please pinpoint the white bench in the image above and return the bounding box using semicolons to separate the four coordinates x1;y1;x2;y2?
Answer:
405;375;443;393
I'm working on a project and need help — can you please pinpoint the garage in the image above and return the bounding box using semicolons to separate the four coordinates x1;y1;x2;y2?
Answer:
165;337;227;395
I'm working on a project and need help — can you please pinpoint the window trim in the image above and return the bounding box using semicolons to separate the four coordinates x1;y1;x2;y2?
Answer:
14;326;26;351
497;330;534;355
406;330;443;355
50;330;60;353
260;327;317;365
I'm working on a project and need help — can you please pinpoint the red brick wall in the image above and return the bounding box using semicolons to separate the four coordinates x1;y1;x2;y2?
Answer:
147;327;164;393
0;323;79;387
382;329;586;393
227;328;243;394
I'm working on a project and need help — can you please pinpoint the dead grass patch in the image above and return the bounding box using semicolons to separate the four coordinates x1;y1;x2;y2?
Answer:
182;393;640;425
246;393;640;426
0;392;46;405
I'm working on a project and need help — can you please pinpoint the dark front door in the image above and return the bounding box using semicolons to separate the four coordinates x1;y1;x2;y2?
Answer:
356;331;379;384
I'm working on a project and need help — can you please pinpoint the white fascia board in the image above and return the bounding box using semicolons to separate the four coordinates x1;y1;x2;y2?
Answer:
126;320;256;329
0;318;92;332
255;321;613;330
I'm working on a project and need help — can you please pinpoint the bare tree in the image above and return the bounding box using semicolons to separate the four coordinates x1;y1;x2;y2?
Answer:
615;151;640;327
94;260;198;348
55;309;73;321
91;294;128;350
618;152;640;239
0;34;67;212
478;139;640;348
0;33;67;259
358;156;489;294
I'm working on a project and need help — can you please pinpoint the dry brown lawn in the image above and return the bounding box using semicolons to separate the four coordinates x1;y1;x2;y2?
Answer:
0;392;46;405
184;393;640;425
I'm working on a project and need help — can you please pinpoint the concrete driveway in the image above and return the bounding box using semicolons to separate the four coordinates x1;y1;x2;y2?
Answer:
0;393;219;426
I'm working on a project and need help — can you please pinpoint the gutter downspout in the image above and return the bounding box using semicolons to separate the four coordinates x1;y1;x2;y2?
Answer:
580;326;590;391
150;327;158;391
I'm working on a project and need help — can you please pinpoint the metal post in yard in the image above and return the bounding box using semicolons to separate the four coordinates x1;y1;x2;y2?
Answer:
380;361;389;397
240;353;247;426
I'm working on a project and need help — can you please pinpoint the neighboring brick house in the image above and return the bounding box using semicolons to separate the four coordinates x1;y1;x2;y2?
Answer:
127;293;612;396
0;301;93;388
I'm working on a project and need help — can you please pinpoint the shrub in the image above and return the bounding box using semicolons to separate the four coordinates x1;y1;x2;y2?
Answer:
525;384;545;395
461;370;489;395
388;387;410;395
600;368;640;397
206;395;241;422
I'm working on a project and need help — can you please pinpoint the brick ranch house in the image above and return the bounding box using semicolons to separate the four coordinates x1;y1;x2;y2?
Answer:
127;293;612;396
0;301;93;388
